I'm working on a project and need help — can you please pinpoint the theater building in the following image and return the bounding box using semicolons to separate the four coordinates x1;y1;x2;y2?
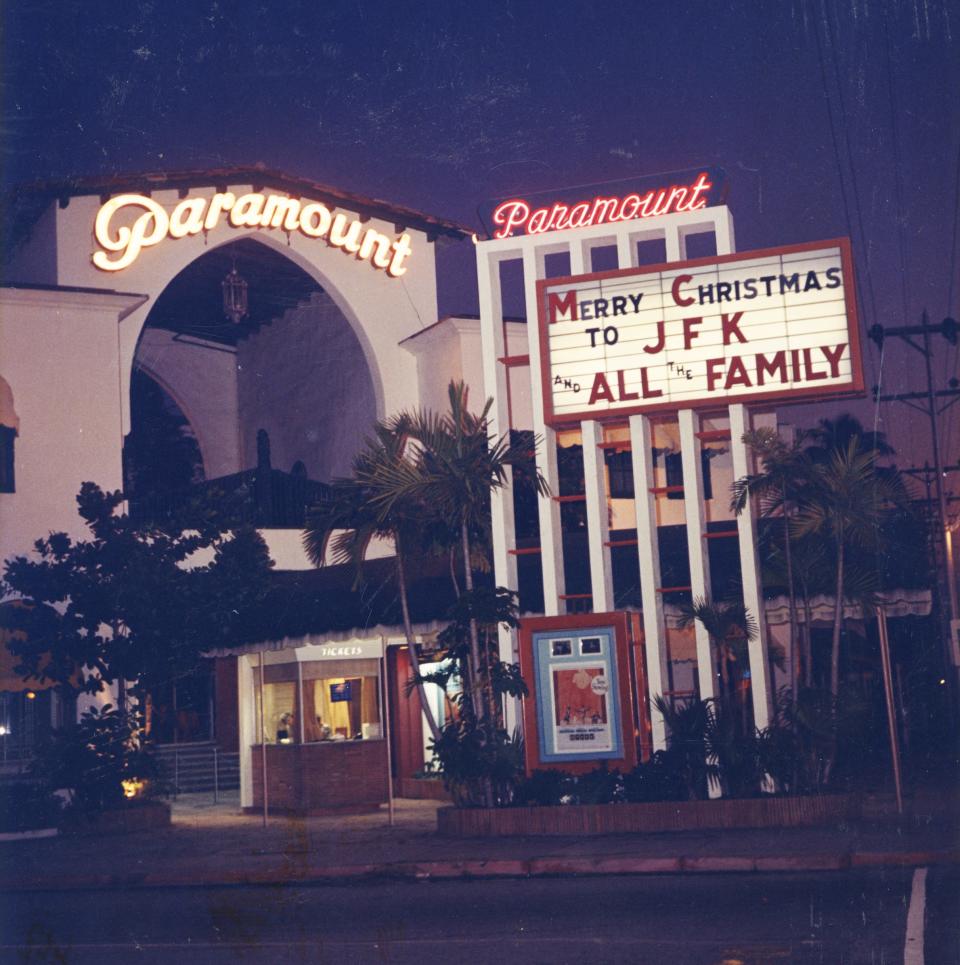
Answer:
0;166;931;807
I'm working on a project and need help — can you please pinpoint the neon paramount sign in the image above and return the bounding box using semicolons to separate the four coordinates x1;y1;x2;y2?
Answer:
491;171;715;240
537;240;864;425
92;192;414;276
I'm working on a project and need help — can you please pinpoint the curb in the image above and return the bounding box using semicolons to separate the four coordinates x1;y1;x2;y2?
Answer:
4;849;958;892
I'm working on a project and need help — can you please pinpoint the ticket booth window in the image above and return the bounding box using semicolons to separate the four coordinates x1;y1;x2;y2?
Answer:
254;658;381;744
301;669;380;742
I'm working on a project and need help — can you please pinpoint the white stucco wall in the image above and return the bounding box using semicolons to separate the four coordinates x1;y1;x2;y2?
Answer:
0;287;146;566
236;291;376;480
8;185;440;441
135;328;241;479
1;177;455;570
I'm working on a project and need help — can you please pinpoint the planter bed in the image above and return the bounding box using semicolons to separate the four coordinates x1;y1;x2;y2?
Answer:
395;776;451;802
438;793;860;837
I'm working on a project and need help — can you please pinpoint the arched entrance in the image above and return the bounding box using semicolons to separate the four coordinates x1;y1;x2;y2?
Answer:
127;237;378;524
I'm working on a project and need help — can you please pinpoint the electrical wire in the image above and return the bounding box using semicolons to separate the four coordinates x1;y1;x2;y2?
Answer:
825;5;880;335
812;8;870;339
883;10;911;327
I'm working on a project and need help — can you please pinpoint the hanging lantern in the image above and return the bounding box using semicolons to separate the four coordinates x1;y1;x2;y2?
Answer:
221;260;248;324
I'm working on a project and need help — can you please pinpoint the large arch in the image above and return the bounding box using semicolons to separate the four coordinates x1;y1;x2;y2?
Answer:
129;234;379;487
119;230;390;442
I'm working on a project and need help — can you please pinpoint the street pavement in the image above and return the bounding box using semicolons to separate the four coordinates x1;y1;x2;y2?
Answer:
1;789;957;892
4;868;958;963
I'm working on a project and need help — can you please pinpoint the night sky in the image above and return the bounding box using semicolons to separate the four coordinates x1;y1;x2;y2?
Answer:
3;0;958;479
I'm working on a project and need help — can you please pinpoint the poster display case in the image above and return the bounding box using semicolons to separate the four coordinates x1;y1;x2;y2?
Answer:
519;611;640;774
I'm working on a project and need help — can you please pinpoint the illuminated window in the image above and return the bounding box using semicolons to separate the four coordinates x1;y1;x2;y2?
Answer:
606;450;633;499
253;659;381;744
664;451;714;501
300;666;380;742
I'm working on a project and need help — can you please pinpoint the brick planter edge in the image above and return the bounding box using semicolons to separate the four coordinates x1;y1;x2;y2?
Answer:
438;794;860;836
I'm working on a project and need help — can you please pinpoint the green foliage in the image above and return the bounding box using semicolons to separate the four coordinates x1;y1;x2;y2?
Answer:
653;695;714;799
514;757;686;807
309;382;543;803
426;587;529;806
429;723;523;807
621;752;687;803
1;483;274;704
31;705;161;815
757;685;877;794
513;768;574;807
573;763;624;804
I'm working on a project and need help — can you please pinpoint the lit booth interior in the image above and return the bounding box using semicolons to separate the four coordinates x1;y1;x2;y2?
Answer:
237;640;391;814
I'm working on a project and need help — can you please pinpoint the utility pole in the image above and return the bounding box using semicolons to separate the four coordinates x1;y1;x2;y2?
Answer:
871;313;959;683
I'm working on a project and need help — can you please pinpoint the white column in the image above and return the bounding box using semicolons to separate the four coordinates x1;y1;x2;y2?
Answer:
238;654;254;808
478;250;518;645
713;207;736;256
630;413;669;751
569;238;587;276
678;408;715;703
665;225;684;262
616;232;636;270
729;403;773;730
581;419;614;612
523;246;565;614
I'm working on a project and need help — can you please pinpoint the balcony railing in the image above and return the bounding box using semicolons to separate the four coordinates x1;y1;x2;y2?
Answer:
128;468;332;530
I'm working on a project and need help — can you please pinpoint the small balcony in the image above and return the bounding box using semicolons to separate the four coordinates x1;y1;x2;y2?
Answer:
128;466;332;530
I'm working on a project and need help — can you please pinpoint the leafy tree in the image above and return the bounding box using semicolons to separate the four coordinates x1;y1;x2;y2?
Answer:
757;535;830;689
1;483;274;723
32;704;161;814
804;415;893;465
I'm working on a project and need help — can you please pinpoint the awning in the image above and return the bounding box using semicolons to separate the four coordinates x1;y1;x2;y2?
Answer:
757;589;932;626
203;619;451;659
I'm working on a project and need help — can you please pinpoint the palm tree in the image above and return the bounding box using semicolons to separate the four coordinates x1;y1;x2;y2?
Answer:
731;427;811;705
375;381;547;724
302;423;442;742
759;535;830;688
805;415;894;464
792;439;908;701
677;596;759;730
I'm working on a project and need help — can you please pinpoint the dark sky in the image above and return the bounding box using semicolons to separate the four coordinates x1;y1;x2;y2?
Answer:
3;0;958;476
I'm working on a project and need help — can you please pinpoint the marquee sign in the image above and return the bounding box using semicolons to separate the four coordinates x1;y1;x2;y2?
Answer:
480;167;727;240
91;191;413;276
537;239;863;425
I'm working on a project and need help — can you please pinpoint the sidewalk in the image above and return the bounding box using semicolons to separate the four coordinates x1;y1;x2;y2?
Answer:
2;791;958;892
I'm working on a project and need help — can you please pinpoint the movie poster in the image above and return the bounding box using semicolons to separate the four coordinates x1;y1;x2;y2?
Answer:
551;664;612;753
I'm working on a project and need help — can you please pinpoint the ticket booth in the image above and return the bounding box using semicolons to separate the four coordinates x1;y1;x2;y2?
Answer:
241;638;391;814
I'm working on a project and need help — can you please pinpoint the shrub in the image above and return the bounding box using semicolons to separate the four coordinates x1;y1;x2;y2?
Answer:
513;768;574;807
622;752;687;803
431;721;523;807
31;704;161;815
574;764;624;804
